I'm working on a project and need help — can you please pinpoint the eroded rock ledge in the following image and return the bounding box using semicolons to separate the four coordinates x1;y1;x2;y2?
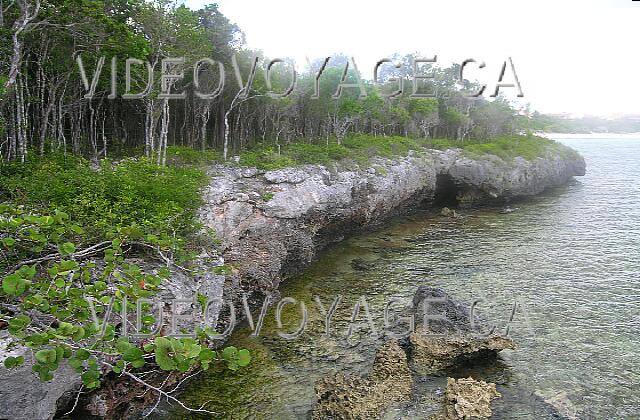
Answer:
200;147;585;306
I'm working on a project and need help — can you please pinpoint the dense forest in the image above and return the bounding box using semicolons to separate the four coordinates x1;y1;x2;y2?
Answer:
0;0;540;165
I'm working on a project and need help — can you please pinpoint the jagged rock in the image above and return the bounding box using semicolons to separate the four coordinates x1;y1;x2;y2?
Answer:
442;377;501;419
409;286;515;375
264;167;309;184
0;332;82;420
440;207;457;217
436;150;585;206
200;149;584;304
312;340;412;419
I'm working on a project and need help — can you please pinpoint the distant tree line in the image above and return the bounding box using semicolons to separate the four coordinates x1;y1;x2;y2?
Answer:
526;113;640;134
1;0;539;164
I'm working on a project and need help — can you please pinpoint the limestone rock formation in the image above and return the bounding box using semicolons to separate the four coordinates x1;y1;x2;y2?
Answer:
312;340;412;419
442;377;501;419
0;331;82;419
200;148;585;307
409;286;515;375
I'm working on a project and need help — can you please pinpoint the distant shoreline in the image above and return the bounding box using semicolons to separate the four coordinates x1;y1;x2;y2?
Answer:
539;132;640;139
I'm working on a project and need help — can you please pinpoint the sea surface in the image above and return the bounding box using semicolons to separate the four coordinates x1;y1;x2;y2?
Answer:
173;136;640;419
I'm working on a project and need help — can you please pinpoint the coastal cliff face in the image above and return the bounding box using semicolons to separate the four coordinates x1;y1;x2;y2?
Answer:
199;147;585;308
0;146;585;420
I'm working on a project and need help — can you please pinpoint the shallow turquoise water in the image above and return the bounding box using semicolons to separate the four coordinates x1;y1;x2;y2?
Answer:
176;137;640;419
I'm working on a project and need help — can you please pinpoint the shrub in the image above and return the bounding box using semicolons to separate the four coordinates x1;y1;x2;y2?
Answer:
0;154;207;247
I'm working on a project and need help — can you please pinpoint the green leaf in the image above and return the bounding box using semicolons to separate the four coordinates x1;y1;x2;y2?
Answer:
1;237;16;248
72;327;86;341
58;322;75;336
131;358;145;368
116;338;133;354
4;356;24;369
122;347;143;362
221;346;237;361
184;343;202;359
70;224;84;234
68;357;83;371
35;349;57;365
154;337;176;371
36;367;54;382
57;260;79;272
59;242;76;255
237;349;251;367
75;349;91;361
112;359;125;373
198;348;215;362
81;370;100;388
3;274;29;296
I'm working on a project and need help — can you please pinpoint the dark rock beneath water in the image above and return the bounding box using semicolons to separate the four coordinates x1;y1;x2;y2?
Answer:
409;286;515;375
350;257;375;271
312;340;412;419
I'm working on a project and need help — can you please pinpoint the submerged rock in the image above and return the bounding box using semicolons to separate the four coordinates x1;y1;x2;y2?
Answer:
312;340;412;419
534;389;579;420
409;286;515;375
350;257;375;271
441;377;501;419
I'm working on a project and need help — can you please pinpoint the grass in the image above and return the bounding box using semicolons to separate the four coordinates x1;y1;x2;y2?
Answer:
236;134;574;170
426;135;579;161
165;146;223;166
238;135;431;170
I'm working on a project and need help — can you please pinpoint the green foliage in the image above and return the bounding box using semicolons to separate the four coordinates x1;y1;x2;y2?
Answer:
237;135;430;170
427;135;576;161
0;202;250;388
0;155;207;249
165;146;223;165
0;156;250;390
4;356;24;369
239;149;296;170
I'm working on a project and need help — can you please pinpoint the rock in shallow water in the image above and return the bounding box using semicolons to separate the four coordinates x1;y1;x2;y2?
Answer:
440;377;501;419
409;286;515;375
312;340;412;420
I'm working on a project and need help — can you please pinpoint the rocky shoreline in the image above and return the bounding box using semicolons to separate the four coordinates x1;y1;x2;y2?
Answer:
0;145;586;419
200;147;585;321
312;286;514;419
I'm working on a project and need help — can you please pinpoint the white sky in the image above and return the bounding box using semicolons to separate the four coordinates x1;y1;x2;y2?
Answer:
184;0;640;117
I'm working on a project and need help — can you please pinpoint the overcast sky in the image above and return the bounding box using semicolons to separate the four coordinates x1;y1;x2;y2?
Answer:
184;0;639;117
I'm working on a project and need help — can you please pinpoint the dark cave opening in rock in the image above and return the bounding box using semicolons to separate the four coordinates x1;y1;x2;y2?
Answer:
433;174;460;208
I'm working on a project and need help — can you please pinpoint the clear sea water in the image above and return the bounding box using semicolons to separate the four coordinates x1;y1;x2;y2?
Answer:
174;136;640;419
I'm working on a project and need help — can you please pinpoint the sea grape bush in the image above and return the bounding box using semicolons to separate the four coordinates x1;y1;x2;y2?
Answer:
0;204;249;390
